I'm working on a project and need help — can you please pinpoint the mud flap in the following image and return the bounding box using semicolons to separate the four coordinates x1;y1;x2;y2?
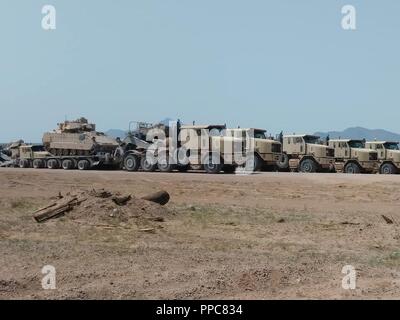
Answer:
334;162;344;173
289;159;300;171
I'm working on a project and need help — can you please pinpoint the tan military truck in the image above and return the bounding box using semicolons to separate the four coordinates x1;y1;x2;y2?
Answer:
328;139;378;174
142;124;228;173
365;141;400;174
222;128;282;171
146;125;281;173
277;134;335;173
12;145;53;168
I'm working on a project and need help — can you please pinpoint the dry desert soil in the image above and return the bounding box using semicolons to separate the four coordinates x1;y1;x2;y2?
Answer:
1;168;400;299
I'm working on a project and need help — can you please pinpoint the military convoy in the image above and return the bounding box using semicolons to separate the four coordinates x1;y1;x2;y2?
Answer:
1;117;398;175
328;139;378;174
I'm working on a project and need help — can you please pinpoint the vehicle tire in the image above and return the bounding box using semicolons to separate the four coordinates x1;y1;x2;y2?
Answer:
157;151;175;172
124;154;140;172
299;158;317;173
276;153;289;170
47;159;59;169
141;156;157;172
380;163;397;175
244;154;263;172
344;162;361;174
19;159;30;168
77;159;90;170
203;153;222;174
33;159;44;169
62;159;74;170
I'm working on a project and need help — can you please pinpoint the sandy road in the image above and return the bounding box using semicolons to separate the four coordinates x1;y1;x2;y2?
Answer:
1;168;400;299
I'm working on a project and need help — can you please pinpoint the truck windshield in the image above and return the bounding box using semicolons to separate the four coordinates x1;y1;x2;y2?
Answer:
254;131;267;139
303;136;319;144
208;128;222;136
384;143;400;150
348;141;364;148
31;145;45;152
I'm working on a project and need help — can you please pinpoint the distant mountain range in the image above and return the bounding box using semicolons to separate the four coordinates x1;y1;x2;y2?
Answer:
314;127;400;142
105;118;174;139
105;126;400;142
105;129;127;139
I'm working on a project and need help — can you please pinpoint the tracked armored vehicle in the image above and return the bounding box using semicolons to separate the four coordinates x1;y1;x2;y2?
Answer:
42;118;118;156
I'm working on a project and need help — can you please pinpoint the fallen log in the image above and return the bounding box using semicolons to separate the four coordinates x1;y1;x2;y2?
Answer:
33;197;87;223
141;191;170;206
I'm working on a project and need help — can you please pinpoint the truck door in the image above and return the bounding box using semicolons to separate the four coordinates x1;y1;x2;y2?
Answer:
376;144;385;160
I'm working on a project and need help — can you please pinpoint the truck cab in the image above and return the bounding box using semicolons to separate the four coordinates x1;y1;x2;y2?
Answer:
365;141;400;174
328;139;378;174
280;134;334;172
223;128;282;170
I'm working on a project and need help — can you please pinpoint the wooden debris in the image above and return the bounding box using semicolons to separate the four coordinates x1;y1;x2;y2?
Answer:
382;215;394;224
139;228;156;233
33;197;87;223
340;221;360;225
141;191;170;205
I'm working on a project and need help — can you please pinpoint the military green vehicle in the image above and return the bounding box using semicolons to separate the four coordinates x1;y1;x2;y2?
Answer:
277;134;335;173
328;139;378;174
365;141;400;174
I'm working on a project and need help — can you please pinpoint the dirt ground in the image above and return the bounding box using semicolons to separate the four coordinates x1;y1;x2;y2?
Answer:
1;168;400;299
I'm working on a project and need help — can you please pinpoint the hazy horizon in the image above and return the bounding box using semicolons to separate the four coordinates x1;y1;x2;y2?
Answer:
1;1;400;141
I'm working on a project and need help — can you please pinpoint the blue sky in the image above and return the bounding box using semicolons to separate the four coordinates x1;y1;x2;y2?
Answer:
1;0;399;141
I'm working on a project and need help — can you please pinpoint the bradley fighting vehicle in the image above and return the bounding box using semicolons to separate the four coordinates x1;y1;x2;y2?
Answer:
328;139;378;174
365;141;400;174
42;118;118;157
277;134;335;173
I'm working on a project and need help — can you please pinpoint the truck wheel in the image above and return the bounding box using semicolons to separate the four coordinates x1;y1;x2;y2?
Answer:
277;153;289;170
77;159;90;170
344;162;360;174
157;151;176;172
299;159;317;173
33;159;44;169
157;160;175;172
19;159;30;168
141;156;157;172
244;154;263;172
124;155;140;172
380;163;397;175
62;159;74;170
47;159;59;169
203;154;222;174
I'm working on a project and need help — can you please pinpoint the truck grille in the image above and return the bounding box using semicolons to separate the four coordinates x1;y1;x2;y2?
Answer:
272;144;282;153
326;149;334;157
369;153;377;161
